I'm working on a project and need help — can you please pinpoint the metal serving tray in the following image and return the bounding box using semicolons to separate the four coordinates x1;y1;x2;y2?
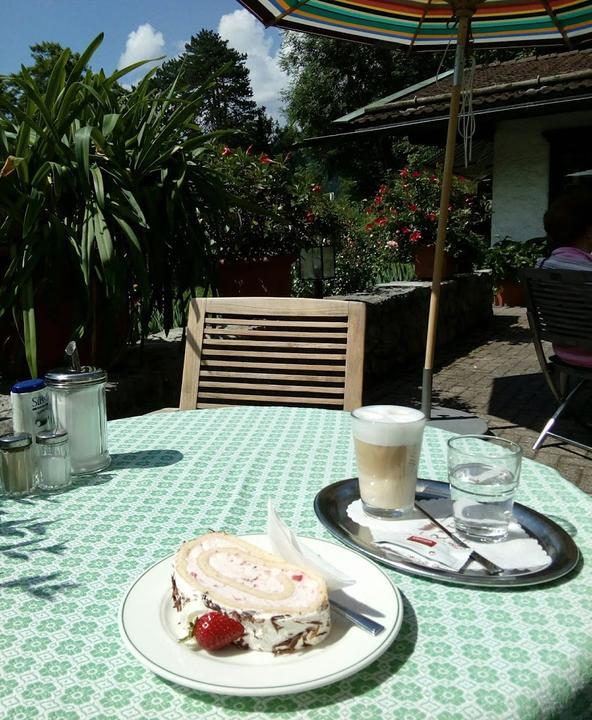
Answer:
314;478;580;588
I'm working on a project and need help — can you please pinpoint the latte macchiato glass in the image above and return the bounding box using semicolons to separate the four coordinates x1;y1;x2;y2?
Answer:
352;405;426;518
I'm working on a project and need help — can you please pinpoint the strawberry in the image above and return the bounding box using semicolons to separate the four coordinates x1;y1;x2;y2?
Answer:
192;612;244;651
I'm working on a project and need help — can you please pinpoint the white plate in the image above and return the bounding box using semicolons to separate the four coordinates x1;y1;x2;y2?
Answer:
118;534;403;696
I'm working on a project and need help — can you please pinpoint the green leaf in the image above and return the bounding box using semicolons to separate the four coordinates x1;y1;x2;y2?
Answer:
107;57;164;86
90;166;105;209
21;279;37;377
45;47;70;107
22;189;45;239
102;113;120;137
67;33;104;84
92;207;114;282
74;125;92;188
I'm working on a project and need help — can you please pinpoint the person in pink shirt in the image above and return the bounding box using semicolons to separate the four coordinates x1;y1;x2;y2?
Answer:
536;191;592;366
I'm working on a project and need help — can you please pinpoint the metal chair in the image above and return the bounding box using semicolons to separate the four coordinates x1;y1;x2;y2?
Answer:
522;268;592;453
178;296;366;411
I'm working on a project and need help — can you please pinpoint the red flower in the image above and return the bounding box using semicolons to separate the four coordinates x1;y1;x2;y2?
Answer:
430;175;439;183
374;195;383;206
364;221;375;233
412;170;421;178
245;145;253;156
399;168;409;178
304;210;315;224
365;207;374;215
410;229;422;243
259;153;273;164
426;212;438;222
378;184;387;194
221;146;233;157
375;216;388;227
401;226;410;235
408;203;417;212
311;183;321;193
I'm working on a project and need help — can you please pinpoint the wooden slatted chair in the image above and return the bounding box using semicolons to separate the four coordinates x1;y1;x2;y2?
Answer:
178;297;366;411
522;268;592;452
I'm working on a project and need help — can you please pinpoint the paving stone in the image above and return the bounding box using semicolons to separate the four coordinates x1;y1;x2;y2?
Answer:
366;307;592;495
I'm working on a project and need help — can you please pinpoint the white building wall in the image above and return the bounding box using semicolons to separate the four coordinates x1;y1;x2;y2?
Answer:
490;110;592;244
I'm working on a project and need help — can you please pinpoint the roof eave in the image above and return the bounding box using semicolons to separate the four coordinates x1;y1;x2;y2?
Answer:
300;93;592;147
332;68;454;124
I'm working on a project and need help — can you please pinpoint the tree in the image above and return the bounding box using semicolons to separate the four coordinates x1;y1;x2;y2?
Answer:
280;35;445;138
279;35;447;194
1;42;83;110
280;36;544;196
153;30;260;136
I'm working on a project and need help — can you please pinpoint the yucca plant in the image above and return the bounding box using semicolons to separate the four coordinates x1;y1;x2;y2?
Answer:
0;34;227;376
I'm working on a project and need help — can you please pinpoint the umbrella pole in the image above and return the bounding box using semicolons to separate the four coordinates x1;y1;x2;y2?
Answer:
421;11;472;419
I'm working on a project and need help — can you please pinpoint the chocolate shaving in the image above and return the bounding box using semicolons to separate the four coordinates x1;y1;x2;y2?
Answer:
171;576;183;612
273;632;305;655
270;615;285;631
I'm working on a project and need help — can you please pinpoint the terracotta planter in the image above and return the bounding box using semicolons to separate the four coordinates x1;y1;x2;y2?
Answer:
494;280;525;307
414;246;456;280
218;256;295;297
0;281;129;379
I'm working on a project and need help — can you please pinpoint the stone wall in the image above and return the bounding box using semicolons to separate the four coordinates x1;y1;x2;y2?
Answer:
330;271;493;381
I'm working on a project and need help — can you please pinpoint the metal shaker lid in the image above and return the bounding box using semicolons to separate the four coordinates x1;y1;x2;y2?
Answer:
44;367;107;388
0;433;32;450
36;428;69;445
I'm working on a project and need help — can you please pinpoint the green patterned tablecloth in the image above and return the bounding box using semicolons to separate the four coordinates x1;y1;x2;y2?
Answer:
1;407;591;720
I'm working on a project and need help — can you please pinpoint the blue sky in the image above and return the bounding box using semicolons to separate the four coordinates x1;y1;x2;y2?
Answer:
1;0;287;116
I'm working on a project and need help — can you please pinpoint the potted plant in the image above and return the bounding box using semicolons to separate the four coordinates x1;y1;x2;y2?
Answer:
209;148;337;296
486;237;548;306
362;168;488;280
0;35;226;377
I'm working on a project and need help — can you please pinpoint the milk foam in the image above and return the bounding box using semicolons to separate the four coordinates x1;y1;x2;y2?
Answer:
352;405;425;446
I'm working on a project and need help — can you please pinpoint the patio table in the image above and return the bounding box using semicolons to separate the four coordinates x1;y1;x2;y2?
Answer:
1;405;591;720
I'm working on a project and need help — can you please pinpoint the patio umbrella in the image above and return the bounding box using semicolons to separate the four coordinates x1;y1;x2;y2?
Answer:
237;0;592;419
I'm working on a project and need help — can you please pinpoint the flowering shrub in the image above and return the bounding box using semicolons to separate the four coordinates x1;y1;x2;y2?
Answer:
208;146;343;261
361;168;489;266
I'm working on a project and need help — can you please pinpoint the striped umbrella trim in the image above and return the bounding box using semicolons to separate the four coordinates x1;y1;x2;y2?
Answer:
239;0;592;47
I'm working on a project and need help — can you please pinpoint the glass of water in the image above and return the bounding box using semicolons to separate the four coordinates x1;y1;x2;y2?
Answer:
447;435;522;543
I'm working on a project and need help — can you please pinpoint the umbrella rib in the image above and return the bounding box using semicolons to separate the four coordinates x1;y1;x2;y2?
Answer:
267;0;313;26
541;0;573;50
408;0;434;52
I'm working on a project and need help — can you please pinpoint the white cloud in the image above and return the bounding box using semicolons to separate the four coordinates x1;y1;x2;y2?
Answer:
118;23;165;80
218;9;287;121
174;40;189;57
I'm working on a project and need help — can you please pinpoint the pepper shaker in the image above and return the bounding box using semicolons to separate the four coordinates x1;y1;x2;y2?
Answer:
0;433;35;496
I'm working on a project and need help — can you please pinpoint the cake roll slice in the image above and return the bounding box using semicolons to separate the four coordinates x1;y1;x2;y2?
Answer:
172;532;331;653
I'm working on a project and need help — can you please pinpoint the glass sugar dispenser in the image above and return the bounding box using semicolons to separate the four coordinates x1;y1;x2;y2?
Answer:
44;341;110;476
36;429;72;491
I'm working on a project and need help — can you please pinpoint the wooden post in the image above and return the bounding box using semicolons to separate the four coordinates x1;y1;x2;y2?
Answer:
421;11;472;419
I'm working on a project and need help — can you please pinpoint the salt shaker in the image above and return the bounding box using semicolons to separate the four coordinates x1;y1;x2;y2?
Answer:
36;429;72;491
10;378;51;445
0;433;35;497
45;342;110;476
